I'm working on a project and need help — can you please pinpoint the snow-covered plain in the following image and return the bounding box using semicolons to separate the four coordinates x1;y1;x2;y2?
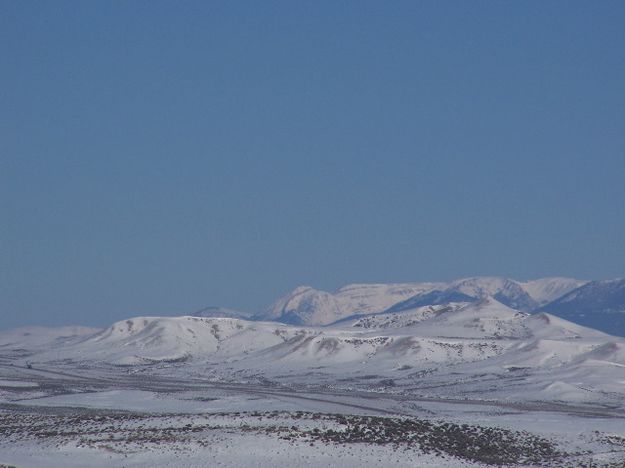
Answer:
1;286;625;466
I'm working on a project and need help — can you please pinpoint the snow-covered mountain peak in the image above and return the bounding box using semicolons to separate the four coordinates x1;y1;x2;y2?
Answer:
448;277;538;310
257;276;598;326
519;277;588;306
260;287;342;325
260;282;440;326
385;277;541;314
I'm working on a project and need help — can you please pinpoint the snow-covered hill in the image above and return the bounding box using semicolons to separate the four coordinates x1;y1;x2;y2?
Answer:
57;316;299;366
15;298;624;405
446;277;538;310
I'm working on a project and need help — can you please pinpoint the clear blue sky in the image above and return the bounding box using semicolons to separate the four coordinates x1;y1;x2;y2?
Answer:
1;1;624;329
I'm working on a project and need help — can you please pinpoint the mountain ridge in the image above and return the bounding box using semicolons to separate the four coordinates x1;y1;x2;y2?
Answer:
538;278;625;336
260;276;589;327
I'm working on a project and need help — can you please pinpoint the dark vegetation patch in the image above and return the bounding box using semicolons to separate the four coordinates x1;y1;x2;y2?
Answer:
267;412;567;466
0;408;576;465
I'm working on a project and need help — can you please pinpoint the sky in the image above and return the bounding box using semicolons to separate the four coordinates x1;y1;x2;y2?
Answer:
1;1;624;329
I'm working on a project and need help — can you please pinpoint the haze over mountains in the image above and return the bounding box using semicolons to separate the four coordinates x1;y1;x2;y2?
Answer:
257;276;624;336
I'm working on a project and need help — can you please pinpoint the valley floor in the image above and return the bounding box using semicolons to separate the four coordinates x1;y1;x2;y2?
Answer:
1;362;625;467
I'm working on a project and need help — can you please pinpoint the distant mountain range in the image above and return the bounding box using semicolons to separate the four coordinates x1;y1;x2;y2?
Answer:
251;277;625;336
189;306;254;320
3;277;625;407
4;298;624;406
